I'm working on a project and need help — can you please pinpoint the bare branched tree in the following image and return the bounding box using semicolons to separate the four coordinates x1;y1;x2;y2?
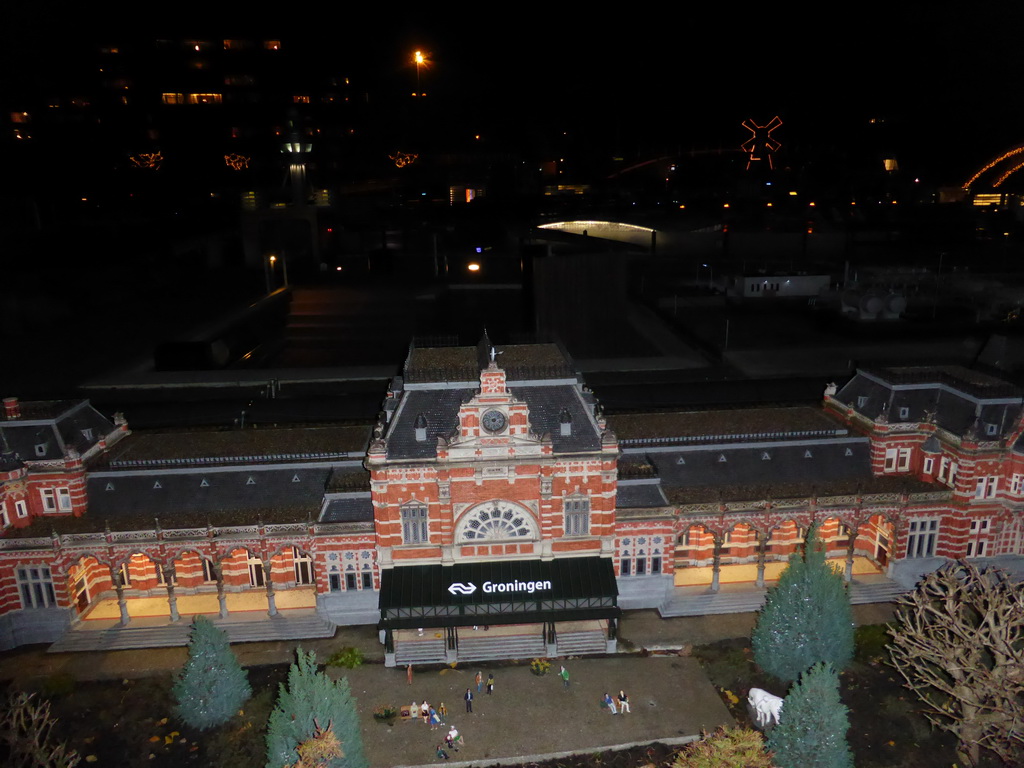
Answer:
0;691;80;768
888;561;1024;766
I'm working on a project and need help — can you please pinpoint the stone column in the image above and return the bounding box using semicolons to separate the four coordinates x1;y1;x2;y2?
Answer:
710;540;723;592
164;565;180;622
215;562;228;618
113;568;130;627
844;530;857;582
755;532;768;588
264;558;278;617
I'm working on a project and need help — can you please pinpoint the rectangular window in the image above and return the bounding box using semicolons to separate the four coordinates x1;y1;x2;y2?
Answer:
155;565;176;586
161;93;185;105
975;476;998;499
17;567;56;609
202;559;217;583
118;562;131;587
57;488;72;511
188;93;223;104
401;505;428;545
907;519;939;558
329;572;342;591
1013;474;1024;495
1;504;9;528
248;558;264;587
345;573;357;590
923;457;935;475
361;571;373;589
293;548;313;585
884;448;911;472
651;556;661;574
564;498;590;536
635;557;646;576
620;559;631;576
41;489;56;512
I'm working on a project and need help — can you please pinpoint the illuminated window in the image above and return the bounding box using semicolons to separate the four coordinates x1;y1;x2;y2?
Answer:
161;93;185;105
293;95;310;104
188;93;223;104
9;111;30;123
264;40;281;50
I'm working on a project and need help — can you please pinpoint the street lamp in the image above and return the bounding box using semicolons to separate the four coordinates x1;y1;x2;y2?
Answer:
413;50;427;96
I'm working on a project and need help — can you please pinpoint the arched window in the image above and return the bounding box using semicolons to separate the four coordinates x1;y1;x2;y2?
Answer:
457;501;536;542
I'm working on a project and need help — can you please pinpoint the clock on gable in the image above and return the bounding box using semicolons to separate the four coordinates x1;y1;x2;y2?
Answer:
481;409;507;433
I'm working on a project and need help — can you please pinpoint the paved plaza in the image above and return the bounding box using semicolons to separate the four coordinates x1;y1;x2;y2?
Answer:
0;606;897;767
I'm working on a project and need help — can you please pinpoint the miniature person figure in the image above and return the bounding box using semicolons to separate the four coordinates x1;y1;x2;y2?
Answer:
446;726;461;751
560;665;570;690
486;672;495;694
407;663;413;685
618;690;630;713
438;701;447;718
422;700;430;724
429;707;441;729
475;670;483;692
410;701;420;720
604;692;618;714
464;687;473;713
436;744;450;761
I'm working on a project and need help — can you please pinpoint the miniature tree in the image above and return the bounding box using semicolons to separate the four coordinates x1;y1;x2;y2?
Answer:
767;662;852;768
888;561;1024;766
752;523;853;682
266;649;367;768
670;726;774;767
172;615;251;731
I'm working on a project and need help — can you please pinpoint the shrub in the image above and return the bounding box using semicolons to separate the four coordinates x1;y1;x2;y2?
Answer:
266;649;366;768
752;523;853;683
173;615;251;731
768;662;852;768
671;727;773;768
325;647;364;670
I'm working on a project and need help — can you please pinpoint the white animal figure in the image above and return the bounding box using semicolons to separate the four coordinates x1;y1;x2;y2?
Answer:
747;687;784;728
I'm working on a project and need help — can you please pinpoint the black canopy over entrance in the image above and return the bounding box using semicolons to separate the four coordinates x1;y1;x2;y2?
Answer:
378;557;619;629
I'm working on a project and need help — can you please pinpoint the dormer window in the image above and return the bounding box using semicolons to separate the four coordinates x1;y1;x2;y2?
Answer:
985;422;998;437
414;413;428;442
856;396;868;408
81;428;94;441
34;442;47;457
898;407;910;420
559;409;572;437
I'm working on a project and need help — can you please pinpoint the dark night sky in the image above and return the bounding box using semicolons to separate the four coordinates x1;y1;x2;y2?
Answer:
7;4;1024;179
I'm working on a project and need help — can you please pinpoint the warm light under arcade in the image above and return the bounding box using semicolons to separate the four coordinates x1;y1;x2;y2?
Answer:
467;263;480;272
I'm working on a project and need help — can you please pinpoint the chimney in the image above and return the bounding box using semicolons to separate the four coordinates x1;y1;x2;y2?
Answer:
3;397;20;420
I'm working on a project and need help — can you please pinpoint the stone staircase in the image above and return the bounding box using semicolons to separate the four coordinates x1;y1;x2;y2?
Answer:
659;576;909;618
47;612;336;653
394;637;447;665
456;631;546;663
555;628;607;656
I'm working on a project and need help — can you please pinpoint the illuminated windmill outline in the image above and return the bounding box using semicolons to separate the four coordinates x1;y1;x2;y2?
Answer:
741;116;783;170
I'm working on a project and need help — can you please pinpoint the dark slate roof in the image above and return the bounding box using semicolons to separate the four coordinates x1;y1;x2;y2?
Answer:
404;344;574;384
385;384;602;461
649;439;873;500
616;482;669;508
611;407;846;447
85;467;330;524
105;425;370;467
0;401;115;462
835;367;1023;439
320;495;374;523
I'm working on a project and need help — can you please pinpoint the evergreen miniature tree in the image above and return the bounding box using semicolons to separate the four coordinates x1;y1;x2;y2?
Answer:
266;648;367;768
172;615;251;731
751;523;854;682
768;662;852;768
